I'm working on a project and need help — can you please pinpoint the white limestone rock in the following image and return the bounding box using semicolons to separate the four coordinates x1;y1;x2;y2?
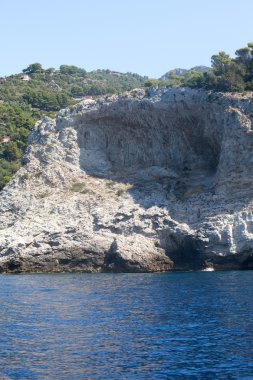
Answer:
1;88;253;272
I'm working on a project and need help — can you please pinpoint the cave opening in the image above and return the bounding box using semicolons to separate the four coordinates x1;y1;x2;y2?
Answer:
77;104;223;183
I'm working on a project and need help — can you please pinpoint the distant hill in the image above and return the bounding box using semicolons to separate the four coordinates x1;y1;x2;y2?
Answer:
159;66;211;81
0;65;147;107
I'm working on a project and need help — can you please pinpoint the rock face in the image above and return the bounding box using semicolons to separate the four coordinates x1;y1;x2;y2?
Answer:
1;87;253;272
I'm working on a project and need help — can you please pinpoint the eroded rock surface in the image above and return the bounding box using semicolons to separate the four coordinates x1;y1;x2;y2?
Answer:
1;87;253;272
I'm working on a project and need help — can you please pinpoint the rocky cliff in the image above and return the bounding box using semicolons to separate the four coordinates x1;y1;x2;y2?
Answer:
1;87;253;272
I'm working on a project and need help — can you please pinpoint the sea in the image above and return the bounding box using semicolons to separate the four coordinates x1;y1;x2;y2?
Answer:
0;271;253;379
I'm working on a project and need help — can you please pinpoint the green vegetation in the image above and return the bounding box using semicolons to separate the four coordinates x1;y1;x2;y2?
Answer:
145;67;211;90
116;189;125;196
1;45;253;191
35;191;50;199
200;45;253;92
23;63;44;74
105;180;116;188
0;64;146;190
147;43;253;92
23;90;69;111
70;182;88;194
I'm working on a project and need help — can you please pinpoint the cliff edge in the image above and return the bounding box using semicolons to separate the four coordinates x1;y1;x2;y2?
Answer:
1;87;253;272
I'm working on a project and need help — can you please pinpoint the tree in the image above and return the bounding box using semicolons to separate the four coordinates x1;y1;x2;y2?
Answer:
235;47;252;63
211;51;232;75
220;62;245;92
184;71;204;88
71;86;84;97
59;65;86;76
45;67;56;75
3;141;21;161
23;89;70;111
23;63;43;74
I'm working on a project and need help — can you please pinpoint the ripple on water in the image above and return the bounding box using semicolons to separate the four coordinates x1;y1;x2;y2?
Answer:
0;271;253;379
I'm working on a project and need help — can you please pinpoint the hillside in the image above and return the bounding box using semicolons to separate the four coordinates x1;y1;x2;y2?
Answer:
1;42;253;190
0;64;146;189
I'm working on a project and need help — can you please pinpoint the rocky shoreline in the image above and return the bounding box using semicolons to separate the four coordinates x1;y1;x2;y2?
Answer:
1;88;253;273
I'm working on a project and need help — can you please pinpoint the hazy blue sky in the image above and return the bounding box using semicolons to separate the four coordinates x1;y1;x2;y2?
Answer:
1;0;253;78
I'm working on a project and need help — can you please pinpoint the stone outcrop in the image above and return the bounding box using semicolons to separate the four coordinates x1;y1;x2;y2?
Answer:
1;87;253;272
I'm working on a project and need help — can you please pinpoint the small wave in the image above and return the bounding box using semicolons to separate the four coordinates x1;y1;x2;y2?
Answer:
202;267;215;272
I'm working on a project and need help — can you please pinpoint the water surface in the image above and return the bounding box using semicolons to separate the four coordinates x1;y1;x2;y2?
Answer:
0;272;253;379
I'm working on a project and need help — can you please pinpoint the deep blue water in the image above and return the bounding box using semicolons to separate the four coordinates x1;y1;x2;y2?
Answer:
0;272;253;379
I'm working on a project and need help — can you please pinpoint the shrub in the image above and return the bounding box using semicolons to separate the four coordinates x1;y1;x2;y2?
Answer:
35;191;49;199
116;189;125;196
105;180;116;188
70;182;88;193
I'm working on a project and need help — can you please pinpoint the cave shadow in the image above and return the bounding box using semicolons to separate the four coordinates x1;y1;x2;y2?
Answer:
75;101;235;222
75;100;253;270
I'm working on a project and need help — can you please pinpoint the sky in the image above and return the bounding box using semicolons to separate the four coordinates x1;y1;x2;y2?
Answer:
1;0;253;78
